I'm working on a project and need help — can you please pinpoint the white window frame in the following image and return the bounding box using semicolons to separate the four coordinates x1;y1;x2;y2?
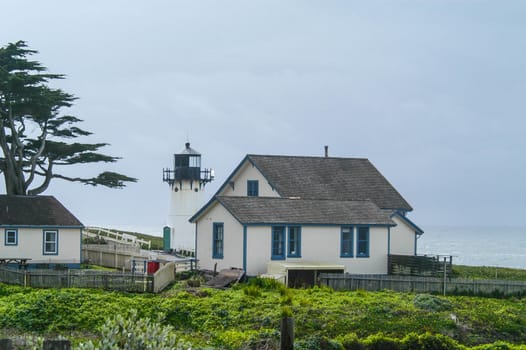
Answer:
43;230;58;255
5;229;18;246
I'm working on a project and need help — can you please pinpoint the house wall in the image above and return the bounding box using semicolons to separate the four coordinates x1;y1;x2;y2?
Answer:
245;226;272;275
220;161;279;197
389;216;417;255
244;225;389;275
0;227;82;266
196;203;244;272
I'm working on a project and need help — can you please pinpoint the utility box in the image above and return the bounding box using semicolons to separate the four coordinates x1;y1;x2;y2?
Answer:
147;261;160;274
163;226;171;252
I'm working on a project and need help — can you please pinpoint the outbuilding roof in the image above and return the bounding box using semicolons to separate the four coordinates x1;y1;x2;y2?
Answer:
247;155;412;211
0;195;83;227
216;196;395;226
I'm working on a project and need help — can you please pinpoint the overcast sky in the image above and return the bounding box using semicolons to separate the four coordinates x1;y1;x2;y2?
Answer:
2;1;525;234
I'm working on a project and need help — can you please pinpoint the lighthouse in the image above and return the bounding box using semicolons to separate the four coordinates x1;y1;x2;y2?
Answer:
162;142;213;253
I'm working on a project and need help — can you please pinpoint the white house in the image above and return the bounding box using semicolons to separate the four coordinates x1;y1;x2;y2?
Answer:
0;195;83;269
190;154;423;283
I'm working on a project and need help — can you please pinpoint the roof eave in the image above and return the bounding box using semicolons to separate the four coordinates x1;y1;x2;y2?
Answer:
0;224;84;229
391;211;424;234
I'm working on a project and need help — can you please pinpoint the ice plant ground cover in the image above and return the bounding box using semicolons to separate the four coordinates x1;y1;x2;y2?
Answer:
0;276;526;349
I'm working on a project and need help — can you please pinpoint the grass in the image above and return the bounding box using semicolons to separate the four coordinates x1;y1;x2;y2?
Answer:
452;265;526;281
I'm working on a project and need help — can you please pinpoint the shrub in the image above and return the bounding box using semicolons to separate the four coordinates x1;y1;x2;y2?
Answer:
248;277;284;290
401;332;462;350
77;309;188;350
413;294;453;312
470;342;516;350
243;285;262;297
281;305;293;318
336;333;365;350
363;334;401;350
295;336;344;350
186;278;201;287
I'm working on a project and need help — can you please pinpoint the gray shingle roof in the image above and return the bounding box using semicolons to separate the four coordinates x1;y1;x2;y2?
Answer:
248;155;412;211
217;196;395;225
0;195;83;227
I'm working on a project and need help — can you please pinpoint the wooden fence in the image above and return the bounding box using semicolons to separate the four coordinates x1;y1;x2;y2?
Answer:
319;273;526;297
388;254;452;277
0;267;153;293
83;243;142;270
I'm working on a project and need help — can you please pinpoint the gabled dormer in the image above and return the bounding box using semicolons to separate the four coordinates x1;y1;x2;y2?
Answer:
218;157;280;198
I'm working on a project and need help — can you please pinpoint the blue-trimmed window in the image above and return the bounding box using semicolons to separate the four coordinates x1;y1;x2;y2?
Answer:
340;226;353;257
5;229;18;246
287;226;301;258
43;230;58;255
212;223;224;259
271;226;285;260
357;226;370;257
247;180;259;196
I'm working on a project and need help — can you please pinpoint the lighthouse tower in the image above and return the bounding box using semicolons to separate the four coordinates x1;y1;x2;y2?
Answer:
162;142;213;253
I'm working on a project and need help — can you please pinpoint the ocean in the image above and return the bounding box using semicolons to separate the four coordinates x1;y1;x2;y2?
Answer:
418;226;526;269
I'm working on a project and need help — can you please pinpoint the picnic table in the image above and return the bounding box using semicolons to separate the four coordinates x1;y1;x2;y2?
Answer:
0;258;31;268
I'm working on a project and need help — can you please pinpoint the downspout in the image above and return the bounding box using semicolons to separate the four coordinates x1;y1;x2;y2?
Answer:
80;227;83;268
387;226;391;274
194;222;198;268
414;231;422;255
387;226;391;256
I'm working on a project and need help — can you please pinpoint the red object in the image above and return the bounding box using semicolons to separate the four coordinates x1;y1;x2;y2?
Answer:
147;261;160;274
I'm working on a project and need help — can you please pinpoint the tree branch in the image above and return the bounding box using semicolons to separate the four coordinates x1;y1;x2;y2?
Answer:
24;120;48;190
27;161;53;196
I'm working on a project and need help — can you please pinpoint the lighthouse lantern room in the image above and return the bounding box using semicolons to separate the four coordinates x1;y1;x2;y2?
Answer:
163;142;213;253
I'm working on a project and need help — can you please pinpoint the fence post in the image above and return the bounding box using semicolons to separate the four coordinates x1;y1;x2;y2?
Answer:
43;340;71;350
443;257;447;296
0;339;13;350
114;245;118;268
280;317;294;350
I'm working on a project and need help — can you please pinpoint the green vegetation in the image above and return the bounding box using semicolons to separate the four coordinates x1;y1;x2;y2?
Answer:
1;280;526;349
453;265;526;281
77;310;189;350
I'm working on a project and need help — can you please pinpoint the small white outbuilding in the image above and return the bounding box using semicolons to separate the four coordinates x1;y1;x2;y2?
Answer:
0;195;83;268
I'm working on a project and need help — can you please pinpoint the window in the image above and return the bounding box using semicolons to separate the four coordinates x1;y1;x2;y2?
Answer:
357;226;370;257
43;230;58;255
5;229;17;246
189;155;201;167
271;226;285;260
212;223;224;259
247;180;259;197
287;226;301;257
340;226;353;257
